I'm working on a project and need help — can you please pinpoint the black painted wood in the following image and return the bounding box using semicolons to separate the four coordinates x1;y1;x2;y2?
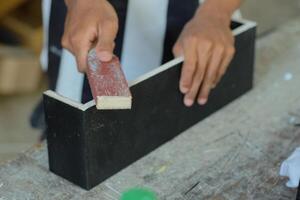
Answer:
44;21;256;190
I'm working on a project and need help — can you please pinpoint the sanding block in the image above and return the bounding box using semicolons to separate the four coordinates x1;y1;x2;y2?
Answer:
87;49;132;110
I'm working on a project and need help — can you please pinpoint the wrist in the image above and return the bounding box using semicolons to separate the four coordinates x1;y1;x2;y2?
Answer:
196;0;240;25
65;0;107;9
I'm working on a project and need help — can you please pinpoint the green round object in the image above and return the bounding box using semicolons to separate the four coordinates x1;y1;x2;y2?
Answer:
120;188;157;200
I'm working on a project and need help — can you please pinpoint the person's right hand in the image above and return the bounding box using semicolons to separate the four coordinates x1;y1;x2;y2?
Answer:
62;0;118;72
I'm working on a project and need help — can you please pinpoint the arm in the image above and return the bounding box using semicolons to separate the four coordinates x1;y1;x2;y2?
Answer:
173;0;241;106
62;0;118;72
199;0;241;21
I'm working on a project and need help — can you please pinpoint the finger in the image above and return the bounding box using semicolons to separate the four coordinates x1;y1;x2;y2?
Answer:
61;15;71;51
69;29;97;72
61;33;72;53
96;19;118;62
198;45;224;105
183;42;211;106
214;46;235;85
172;42;183;58
183;63;205;107
179;38;197;94
76;44;91;72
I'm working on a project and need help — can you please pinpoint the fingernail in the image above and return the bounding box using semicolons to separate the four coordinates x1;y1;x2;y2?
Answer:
180;86;189;94
98;51;113;62
184;98;194;107
198;98;207;105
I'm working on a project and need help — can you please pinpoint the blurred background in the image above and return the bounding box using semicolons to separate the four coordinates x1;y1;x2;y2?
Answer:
0;0;300;163
0;0;44;163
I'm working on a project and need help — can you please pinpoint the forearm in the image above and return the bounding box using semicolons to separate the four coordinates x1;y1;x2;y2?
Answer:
196;0;242;24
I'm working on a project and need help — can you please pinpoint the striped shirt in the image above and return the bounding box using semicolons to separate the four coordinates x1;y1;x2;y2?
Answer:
41;0;203;103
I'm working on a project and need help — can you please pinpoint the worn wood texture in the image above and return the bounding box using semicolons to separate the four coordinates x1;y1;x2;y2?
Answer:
1;18;300;199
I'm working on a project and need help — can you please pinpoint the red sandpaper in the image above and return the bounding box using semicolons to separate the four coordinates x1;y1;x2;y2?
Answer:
87;49;132;110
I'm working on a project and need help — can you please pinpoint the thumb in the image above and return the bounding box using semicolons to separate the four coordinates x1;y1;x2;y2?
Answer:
96;21;118;62
172;41;183;58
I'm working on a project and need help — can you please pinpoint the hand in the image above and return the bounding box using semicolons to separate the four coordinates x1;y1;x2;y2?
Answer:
62;0;118;72
173;2;236;106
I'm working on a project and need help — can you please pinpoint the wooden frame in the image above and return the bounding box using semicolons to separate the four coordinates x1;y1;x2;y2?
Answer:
44;19;256;190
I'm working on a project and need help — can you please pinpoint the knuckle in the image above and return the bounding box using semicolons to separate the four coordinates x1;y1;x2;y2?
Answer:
97;40;109;47
172;44;180;54
184;34;198;44
198;35;211;43
79;63;88;73
227;46;236;55
181;81;190;89
102;18;118;30
172;47;177;55
184;60;195;70
206;72;216;84
196;63;205;73
199;37;213;49
215;44;225;53
196;68;205;78
184;67;194;74
76;63;85;73
61;36;69;48
206;78;214;87
78;67;84;73
70;35;80;45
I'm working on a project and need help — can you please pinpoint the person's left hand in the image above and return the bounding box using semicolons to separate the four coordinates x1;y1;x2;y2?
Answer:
173;4;236;107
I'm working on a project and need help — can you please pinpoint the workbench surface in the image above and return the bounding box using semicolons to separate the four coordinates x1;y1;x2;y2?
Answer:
1;18;300;200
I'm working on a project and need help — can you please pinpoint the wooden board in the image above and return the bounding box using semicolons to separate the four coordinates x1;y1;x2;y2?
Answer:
44;19;256;189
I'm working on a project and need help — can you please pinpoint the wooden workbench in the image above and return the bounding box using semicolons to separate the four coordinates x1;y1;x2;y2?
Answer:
1;18;300;199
